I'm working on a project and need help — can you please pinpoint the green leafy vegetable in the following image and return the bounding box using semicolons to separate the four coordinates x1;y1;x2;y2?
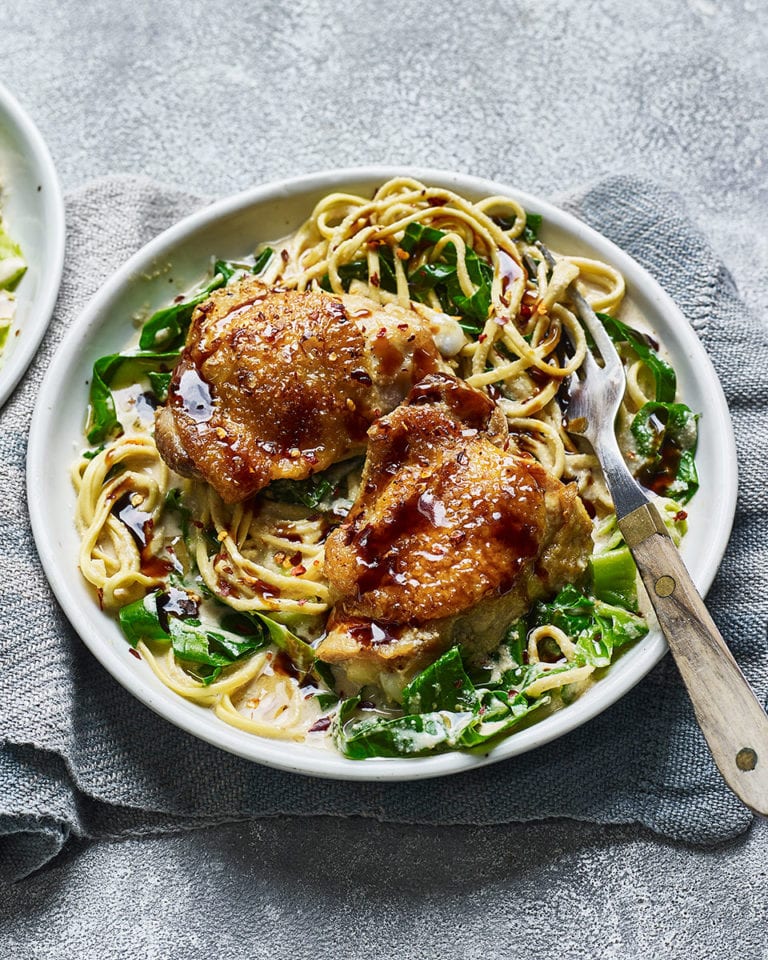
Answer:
86;351;180;444
319;259;366;293
212;259;237;284
490;210;542;245
264;475;336;510
333;580;650;760
252;247;275;275
262;458;363;510
402;646;478;714
398;222;445;254
401;222;493;337
314;692;340;710
119;589;271;684
0;218;26;290
120;581;335;689
333;704;474;759
595;313;698;502
81;444;106;461
521;212;542;244
530;585;648;670
320;247;398;295
148;370;172;403
333;647;545;759
319;221;496;337
597;312;676;403
631;401;699;503
138;271;228;353
212;251;275;283
138;253;273;353
246;610;319;676
481;585;648;694
589;545;639;610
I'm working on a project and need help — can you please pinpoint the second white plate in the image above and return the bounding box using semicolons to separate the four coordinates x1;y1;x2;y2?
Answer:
0;82;65;407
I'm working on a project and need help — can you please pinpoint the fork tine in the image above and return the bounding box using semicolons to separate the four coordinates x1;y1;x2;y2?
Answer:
565;370;590;428
572;294;622;374
581;347;601;374
535;240;623;376
535;245;649;515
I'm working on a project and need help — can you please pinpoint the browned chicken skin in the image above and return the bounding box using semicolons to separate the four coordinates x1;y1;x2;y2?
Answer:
317;374;593;694
155;276;447;503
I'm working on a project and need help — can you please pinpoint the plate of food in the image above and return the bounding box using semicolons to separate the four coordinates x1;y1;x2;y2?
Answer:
28;168;737;779
0;82;65;407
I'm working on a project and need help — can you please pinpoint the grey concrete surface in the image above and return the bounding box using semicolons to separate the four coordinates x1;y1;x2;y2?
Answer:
3;0;767;321
1;0;767;956
2;817;768;959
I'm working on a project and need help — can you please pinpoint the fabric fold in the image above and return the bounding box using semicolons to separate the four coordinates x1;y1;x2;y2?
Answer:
0;745;77;879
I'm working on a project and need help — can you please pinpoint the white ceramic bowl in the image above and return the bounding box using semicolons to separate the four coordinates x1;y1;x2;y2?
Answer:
27;167;737;781
0;82;65;407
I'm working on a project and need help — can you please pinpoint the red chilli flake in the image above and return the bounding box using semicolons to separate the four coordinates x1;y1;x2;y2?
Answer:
129;648;141;660
674;510;688;522
291;565;307;577
308;717;333;733
370;272;380;287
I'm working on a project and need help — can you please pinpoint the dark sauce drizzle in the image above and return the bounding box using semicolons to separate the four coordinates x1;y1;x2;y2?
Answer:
113;493;152;548
112;493;173;579
636;442;683;497
347;619;404;647
156;587;200;634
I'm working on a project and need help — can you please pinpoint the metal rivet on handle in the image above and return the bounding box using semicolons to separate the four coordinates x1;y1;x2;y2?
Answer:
654;575;676;597
736;747;758;772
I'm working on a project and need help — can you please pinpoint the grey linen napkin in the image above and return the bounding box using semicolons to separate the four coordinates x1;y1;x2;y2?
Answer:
1;175;766;882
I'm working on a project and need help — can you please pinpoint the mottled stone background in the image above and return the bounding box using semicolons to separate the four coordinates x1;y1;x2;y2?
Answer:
1;0;767;956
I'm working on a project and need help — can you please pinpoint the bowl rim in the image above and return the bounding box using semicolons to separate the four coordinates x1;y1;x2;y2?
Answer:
27;165;738;781
0;80;66;408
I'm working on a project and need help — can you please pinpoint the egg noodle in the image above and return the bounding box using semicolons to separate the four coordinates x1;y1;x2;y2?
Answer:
73;177;685;754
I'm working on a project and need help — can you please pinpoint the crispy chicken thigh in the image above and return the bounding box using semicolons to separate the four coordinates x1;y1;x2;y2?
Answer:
316;374;592;695
155;277;453;503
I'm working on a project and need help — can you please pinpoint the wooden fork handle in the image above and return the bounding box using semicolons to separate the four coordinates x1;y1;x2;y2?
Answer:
619;502;768;815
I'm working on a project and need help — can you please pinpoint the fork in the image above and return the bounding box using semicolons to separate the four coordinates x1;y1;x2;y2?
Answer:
536;241;768;815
